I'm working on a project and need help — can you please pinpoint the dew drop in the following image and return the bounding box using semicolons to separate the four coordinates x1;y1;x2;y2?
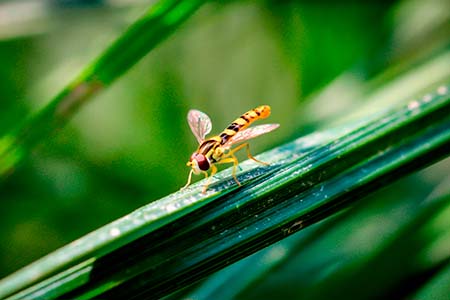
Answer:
423;94;432;102
110;228;121;237
437;85;448;95
407;100;420;109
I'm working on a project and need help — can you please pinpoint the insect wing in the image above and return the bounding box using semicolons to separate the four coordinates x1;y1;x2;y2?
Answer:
187;109;212;144
224;124;279;148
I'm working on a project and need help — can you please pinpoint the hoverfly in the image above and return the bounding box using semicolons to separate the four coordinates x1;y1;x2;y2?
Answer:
182;105;279;193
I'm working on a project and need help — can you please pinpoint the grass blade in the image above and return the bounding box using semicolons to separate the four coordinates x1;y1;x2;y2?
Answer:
0;0;205;178
0;80;448;299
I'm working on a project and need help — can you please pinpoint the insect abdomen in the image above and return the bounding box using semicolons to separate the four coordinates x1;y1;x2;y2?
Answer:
219;105;271;144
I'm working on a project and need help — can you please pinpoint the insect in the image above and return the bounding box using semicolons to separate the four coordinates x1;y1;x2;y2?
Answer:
182;105;279;193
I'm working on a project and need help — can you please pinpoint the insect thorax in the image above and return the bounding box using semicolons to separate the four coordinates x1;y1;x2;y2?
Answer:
211;146;224;162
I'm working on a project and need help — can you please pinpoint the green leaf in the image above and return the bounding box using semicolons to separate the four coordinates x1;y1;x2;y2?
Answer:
0;0;205;178
0;65;448;299
191;177;450;300
413;261;450;300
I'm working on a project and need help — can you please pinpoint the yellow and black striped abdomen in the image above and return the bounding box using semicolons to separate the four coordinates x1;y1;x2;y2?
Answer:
219;105;271;145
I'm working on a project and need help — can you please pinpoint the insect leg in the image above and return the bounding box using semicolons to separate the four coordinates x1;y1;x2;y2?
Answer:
180;169;194;190
215;157;241;186
229;143;269;166
244;143;269;165
202;166;215;194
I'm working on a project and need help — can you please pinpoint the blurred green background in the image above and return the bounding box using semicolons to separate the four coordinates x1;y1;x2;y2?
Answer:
0;0;449;295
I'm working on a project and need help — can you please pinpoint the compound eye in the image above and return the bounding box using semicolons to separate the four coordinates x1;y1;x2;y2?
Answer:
195;154;210;171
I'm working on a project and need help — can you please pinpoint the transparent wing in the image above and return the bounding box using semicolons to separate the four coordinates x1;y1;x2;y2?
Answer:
187;109;212;144
223;124;280;148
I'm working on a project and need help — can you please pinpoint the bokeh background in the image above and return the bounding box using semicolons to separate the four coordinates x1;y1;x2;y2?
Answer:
0;0;449;295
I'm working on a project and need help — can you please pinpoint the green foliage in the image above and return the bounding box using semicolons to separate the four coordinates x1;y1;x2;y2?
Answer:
0;0;449;299
0;79;448;298
0;0;205;178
